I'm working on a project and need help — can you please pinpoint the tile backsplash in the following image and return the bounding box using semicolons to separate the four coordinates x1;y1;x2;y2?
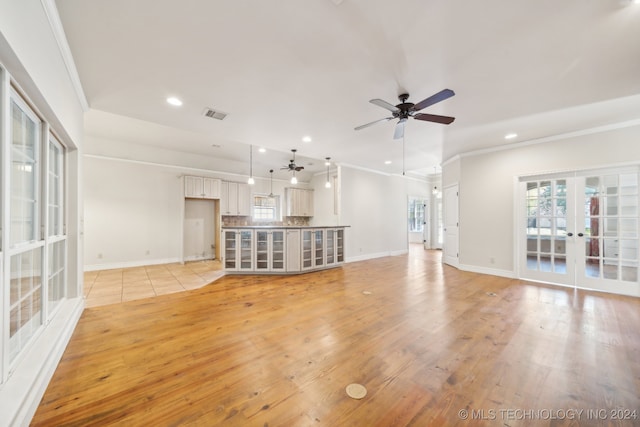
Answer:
221;216;310;226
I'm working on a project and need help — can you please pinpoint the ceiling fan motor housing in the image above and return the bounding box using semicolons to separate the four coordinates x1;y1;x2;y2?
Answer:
396;94;414;118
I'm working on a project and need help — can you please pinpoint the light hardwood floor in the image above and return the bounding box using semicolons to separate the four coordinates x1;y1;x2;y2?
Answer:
33;248;640;426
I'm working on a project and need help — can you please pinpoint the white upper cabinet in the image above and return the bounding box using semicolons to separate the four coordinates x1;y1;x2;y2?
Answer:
221;181;251;216
203;178;221;199
286;188;314;217
184;176;221;199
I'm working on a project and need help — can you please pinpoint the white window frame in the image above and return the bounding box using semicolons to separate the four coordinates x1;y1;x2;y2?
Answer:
252;194;280;222
6;87;45;366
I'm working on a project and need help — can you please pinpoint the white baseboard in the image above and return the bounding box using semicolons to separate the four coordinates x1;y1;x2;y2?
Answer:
84;257;181;271
458;263;517;279
0;297;84;427
346;249;408;263
183;255;215;262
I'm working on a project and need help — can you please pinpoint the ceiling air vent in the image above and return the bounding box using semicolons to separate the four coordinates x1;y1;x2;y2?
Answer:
202;108;227;120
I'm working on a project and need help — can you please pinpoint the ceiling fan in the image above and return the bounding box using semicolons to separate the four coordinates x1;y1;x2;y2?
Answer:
281;149;304;172
354;89;456;140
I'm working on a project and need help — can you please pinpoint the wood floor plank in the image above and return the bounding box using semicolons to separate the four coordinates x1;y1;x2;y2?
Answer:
32;249;640;426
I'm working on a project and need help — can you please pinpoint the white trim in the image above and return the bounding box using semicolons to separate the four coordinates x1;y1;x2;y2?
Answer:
345;250;408;263
458;263;517;279
84;256;182;272
84;153;295;183
338;162;430;182
441;154;461;168
443;118;640;165
1;63;10;385
519;276;640;299
40;0;89;111
0;297;84;427
518;163;640;182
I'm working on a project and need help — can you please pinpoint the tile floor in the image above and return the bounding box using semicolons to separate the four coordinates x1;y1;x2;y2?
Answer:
83;260;224;308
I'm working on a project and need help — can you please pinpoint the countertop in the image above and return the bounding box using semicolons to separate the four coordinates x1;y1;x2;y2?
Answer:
221;225;350;229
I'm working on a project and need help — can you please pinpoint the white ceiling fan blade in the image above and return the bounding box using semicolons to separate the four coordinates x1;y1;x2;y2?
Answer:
370;99;400;113
354;116;393;131
393;119;406;140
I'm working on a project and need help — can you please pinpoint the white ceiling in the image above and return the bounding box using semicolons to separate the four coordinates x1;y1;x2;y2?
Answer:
55;0;640;179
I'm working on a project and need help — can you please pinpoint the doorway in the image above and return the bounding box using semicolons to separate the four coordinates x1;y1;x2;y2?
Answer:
520;168;640;297
443;184;459;267
184;199;218;261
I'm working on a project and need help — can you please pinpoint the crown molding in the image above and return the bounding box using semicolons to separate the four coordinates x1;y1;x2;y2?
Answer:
40;0;89;111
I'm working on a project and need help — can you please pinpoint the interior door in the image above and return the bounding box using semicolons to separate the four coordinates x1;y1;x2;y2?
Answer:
575;172;639;296
520;170;640;297
521;178;575;286
443;185;459;267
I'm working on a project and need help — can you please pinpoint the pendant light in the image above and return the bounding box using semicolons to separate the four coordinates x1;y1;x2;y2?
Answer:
268;169;275;198
247;144;255;185
432;167;438;195
324;157;331;189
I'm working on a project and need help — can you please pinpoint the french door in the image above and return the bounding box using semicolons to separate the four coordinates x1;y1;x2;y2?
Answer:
520;169;640;297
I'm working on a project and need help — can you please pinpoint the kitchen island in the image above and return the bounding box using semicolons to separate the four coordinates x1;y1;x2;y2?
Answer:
222;226;348;274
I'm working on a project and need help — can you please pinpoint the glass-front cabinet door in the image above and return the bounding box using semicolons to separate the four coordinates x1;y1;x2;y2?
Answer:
255;230;269;271
314;230;324;267
224;230;238;270
239;230;253;271
326;229;335;265
336;229;344;263
271;230;285;271
302;230;313;270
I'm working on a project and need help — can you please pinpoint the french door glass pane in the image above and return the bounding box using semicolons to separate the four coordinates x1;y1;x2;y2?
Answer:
584;173;639;283
525;179;567;273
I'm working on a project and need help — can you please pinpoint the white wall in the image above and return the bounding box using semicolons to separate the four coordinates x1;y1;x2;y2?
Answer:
84;156;184;269
83;135;307;270
446;123;640;276
338;167;430;261
309;168;340;226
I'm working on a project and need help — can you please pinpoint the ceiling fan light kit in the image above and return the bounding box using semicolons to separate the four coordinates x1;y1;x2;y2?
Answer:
281;148;304;185
355;88;456;140
325;157;331;188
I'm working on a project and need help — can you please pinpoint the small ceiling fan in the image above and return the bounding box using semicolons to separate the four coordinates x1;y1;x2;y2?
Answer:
281;149;304;171
355;89;456;140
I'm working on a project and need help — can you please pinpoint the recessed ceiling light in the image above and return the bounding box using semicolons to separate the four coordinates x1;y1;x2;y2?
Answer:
302;136;312;143
384;160;392;165
505;133;518;140
258;148;266;153
166;97;183;106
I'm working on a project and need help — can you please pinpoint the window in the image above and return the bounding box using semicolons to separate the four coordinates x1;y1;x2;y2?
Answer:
408;198;426;232
10;96;40;246
9;92;43;361
253;195;279;221
48;137;64;237
47;135;66;312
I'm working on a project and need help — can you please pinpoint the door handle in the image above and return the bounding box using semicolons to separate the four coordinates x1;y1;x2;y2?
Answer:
567;232;573;237
577;233;584;237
